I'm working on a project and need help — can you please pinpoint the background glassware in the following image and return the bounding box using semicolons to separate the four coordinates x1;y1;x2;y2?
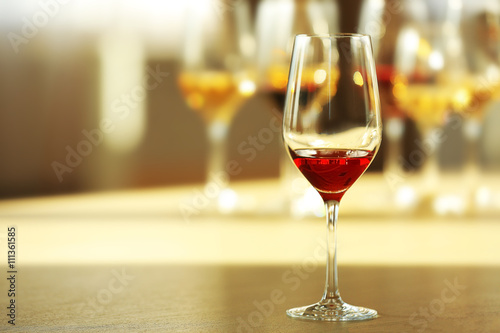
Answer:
392;1;470;210
255;0;339;216
283;34;382;320
358;0;429;210
459;1;500;212
178;0;256;213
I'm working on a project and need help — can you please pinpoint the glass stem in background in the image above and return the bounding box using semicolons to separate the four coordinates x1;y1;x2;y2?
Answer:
383;117;406;203
416;125;441;200
321;200;342;304
384;117;405;175
207;119;229;193
462;117;481;184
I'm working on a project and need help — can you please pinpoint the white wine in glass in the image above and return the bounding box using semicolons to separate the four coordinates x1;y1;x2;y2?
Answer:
459;5;500;209
178;0;256;213
392;17;470;204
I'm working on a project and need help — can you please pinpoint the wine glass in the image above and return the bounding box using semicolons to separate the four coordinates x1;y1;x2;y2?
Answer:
358;0;414;208
459;3;500;209
178;0;256;213
283;34;382;321
392;5;470;208
255;0;339;216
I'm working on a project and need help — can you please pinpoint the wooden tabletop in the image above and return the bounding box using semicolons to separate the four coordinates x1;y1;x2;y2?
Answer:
1;177;499;331
8;264;500;332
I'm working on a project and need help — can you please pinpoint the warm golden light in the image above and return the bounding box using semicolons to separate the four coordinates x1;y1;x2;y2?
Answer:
178;71;253;123
452;88;472;111
417;39;432;58
314;69;327;84
428;51;444;70
353;71;364;86
239;79;256;97
267;65;289;90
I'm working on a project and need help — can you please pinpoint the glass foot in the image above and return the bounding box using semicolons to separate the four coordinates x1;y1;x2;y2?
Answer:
286;301;377;321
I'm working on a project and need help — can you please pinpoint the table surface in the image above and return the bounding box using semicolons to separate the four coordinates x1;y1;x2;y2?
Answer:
5;264;500;332
0;177;499;331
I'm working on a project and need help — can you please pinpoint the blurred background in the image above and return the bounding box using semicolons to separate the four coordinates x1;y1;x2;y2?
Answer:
0;0;499;217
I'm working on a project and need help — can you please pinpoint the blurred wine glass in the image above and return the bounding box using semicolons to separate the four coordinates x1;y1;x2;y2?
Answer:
178;0;256;213
255;0;339;216
459;0;500;211
359;0;430;210
392;0;471;210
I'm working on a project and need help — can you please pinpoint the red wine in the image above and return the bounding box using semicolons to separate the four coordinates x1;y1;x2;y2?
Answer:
289;148;375;202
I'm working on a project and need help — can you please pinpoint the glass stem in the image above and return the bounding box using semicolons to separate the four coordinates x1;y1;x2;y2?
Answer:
462;117;481;184
417;125;440;198
384;117;405;175
206;120;229;189
321;200;342;303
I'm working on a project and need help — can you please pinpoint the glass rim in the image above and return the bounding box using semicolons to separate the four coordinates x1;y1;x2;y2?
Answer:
295;33;370;40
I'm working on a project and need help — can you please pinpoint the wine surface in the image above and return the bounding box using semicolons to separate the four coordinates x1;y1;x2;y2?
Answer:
289;148;374;202
178;71;243;122
460;77;500;119
394;82;470;128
